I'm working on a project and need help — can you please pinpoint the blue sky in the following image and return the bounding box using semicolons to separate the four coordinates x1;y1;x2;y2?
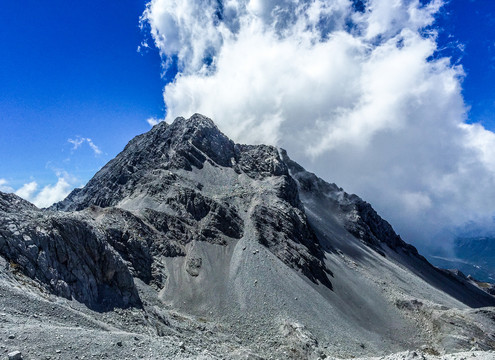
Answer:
1;1;163;190
0;0;493;188
434;1;495;127
1;0;495;248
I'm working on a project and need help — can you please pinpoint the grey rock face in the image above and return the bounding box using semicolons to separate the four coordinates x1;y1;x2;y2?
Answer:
52;115;297;211
0;192;37;212
51;115;235;211
281;148;495;308
0;114;333;309
0;196;140;309
252;203;331;287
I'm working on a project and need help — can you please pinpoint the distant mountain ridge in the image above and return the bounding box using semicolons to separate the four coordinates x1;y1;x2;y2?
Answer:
429;236;495;283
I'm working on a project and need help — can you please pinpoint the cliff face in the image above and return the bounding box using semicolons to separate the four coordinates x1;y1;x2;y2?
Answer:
0;192;141;309
0;114;494;359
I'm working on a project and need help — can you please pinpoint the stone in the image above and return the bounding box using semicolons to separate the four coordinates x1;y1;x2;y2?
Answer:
7;351;22;360
185;257;202;277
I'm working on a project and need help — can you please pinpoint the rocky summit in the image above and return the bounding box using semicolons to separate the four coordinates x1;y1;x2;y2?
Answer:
0;114;494;360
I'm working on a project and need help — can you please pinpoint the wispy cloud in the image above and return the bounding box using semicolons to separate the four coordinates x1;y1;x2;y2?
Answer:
137;40;151;53
68;137;102;155
86;139;102;155
142;0;495;250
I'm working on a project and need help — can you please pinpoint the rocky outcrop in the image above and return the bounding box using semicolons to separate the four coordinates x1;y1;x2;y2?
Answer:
0;194;140;309
342;198;420;255
0;192;37;212
252;202;332;287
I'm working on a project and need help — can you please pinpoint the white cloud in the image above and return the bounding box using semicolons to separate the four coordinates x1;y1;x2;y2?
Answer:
68;137;85;150
68;137;102;155
0;179;14;193
147;117;161;126
86;139;102;155
137;40;151;53
461;123;495;174
14;171;77;208
15;181;38;201
142;0;495;250
31;177;73;208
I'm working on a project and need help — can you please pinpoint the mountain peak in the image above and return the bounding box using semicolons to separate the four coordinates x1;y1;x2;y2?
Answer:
173;113;217;129
52;114;331;288
148;113;218;134
51;114;279;210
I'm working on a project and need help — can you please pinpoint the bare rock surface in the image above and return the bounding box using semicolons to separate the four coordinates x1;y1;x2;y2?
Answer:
0;196;140;310
0;114;494;359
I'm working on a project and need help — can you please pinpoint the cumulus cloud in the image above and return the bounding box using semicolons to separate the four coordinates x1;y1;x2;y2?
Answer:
142;0;495;251
14;172;77;208
68;137;102;155
15;181;38;201
31;177;73;208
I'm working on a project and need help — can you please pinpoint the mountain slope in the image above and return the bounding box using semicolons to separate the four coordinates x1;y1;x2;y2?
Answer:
0;114;494;359
283;150;495;308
